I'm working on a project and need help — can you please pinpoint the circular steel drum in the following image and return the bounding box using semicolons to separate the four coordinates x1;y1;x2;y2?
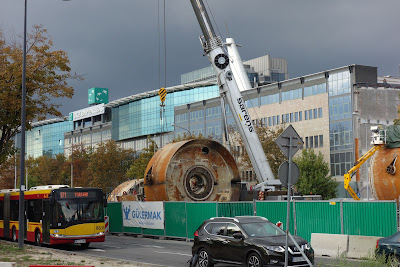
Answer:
369;147;400;200
144;139;241;201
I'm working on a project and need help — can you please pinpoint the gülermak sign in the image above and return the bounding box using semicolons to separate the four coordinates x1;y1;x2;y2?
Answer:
122;201;164;229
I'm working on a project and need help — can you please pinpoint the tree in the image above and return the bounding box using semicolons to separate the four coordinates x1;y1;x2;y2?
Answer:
172;132;205;142
0;25;81;165
27;154;69;188
89;140;135;192
126;136;157;180
0;154;19;189
293;149;338;200
236;125;286;179
69;144;93;188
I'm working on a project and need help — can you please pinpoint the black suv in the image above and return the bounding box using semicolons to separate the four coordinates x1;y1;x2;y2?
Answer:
192;216;314;267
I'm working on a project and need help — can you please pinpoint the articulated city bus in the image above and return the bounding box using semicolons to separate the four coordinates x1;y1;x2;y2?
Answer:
0;185;106;248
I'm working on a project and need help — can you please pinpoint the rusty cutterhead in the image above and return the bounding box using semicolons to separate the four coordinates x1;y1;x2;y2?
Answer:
144;139;240;202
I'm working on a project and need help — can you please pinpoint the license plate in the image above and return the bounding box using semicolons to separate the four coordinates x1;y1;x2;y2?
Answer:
292;256;304;262
74;239;86;244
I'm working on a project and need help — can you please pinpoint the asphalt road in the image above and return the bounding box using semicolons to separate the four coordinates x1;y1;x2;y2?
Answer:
55;234;366;267
60;234;193;266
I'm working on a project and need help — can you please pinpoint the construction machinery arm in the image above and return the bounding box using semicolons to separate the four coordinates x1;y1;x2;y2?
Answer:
344;145;383;200
189;0;280;190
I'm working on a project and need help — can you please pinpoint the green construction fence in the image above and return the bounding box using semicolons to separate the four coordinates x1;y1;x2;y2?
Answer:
106;200;398;242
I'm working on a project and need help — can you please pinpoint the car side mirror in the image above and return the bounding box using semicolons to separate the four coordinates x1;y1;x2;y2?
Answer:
233;233;244;240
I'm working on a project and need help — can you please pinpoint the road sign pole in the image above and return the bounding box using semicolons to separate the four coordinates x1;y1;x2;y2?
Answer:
285;135;293;267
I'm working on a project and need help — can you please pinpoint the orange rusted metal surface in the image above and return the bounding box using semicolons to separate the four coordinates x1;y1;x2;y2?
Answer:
370;147;400;200
144;139;240;202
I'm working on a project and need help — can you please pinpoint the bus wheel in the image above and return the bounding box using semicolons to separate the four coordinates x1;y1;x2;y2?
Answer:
35;230;42;246
11;227;17;242
80;242;90;249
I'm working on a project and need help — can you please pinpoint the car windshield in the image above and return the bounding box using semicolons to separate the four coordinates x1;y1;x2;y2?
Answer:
241;222;285;237
54;199;104;226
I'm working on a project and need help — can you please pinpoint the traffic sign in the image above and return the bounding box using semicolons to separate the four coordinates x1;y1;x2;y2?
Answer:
158;87;167;103
275;125;303;158
278;161;300;186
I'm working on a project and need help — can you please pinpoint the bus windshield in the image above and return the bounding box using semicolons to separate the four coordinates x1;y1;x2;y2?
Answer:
54;199;104;226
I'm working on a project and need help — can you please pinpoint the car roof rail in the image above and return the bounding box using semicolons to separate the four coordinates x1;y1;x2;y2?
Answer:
209;217;240;223
235;216;269;221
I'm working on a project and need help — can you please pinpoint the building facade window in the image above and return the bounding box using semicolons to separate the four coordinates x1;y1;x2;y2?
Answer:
328;70;352;176
304;83;327;97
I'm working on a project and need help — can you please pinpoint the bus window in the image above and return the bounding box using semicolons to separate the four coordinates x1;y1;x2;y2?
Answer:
10;200;19;221
27;199;42;222
54;198;104;226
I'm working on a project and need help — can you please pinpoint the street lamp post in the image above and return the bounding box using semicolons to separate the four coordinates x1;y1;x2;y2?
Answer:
171;124;191;137
18;0;28;249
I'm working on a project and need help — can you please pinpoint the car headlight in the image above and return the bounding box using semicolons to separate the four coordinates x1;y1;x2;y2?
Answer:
51;234;65;238
304;243;311;250
94;232;105;236
265;246;285;253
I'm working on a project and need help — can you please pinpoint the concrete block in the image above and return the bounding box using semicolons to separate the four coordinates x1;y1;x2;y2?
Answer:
0;263;17;267
347;235;382;259
311;233;348;257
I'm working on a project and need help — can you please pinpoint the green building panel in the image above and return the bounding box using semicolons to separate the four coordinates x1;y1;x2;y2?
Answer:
88;87;109;105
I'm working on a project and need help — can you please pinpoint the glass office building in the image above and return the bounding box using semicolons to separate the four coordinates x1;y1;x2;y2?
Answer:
14;118;73;158
112;85;218;141
181;55;288;85
14;63;385;198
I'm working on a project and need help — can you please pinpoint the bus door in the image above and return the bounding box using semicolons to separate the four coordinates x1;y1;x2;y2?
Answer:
3;193;10;239
42;200;50;243
24;199;27;239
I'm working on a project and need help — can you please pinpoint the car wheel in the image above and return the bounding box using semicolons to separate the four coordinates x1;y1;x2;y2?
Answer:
247;252;262;267
198;248;214;267
35;230;42;246
11;227;17;242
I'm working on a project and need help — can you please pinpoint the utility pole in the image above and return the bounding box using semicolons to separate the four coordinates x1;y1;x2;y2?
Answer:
18;0;28;249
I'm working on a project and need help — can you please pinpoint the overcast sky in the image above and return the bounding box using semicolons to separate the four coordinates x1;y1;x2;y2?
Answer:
1;0;400;117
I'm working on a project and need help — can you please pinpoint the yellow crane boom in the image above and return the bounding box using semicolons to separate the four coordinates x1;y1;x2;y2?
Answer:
344;145;383;200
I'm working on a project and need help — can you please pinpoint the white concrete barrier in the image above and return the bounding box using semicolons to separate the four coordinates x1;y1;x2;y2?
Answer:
311;233;348;257
0;263;17;267
347;235;382;259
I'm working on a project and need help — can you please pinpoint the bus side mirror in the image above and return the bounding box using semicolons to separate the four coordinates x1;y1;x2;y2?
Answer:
49;195;55;205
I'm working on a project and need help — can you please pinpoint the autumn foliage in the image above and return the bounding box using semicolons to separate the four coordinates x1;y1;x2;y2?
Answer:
0;140;137;194
0;25;81;165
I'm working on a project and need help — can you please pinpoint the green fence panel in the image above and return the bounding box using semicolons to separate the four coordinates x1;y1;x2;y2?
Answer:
217;202;254;217
343;201;397;237
106;202;123;233
123;227;142;234
186;202;217;239
295;201;341;242
256;201;295;234
165;202;187;238
143;228;164;236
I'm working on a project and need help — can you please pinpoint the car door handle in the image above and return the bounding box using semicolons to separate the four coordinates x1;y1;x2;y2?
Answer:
205;238;212;243
222;240;230;244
